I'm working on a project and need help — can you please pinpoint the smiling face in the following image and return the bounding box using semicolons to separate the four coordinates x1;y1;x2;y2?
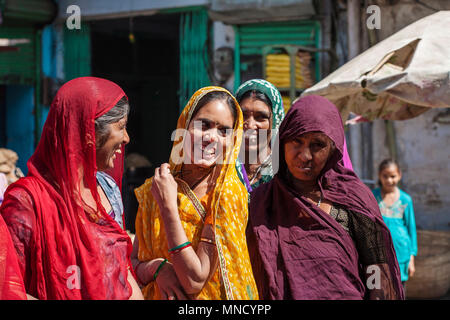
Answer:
184;99;235;168
241;97;272;155
96;116;130;171
284;131;334;182
378;164;401;193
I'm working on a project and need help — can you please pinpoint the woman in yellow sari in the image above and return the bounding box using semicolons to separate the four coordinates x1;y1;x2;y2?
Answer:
131;87;258;300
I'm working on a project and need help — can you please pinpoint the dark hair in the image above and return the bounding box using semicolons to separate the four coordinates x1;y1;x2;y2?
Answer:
95;96;129;148
191;90;237;124
238;90;273;110
378;158;400;174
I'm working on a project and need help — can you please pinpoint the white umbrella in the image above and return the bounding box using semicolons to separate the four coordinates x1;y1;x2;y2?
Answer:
301;11;450;122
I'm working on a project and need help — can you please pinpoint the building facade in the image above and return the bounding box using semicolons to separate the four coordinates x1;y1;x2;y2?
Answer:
1;0;448;231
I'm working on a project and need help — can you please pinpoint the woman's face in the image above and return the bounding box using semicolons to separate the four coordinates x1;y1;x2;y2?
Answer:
96;116;130;171
241;97;272;154
184;99;235;168
284;131;334;182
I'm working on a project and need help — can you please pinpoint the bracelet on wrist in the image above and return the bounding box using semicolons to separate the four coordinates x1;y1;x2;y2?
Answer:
200;237;215;245
168;241;192;254
153;258;168;281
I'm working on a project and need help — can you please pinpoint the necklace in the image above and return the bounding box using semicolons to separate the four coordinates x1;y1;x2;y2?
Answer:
248;165;263;185
285;170;322;207
247;154;272;185
317;191;322;207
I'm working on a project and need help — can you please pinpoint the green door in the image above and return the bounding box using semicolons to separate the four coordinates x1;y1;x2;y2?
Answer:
0;26;37;85
63;23;91;81
178;8;210;111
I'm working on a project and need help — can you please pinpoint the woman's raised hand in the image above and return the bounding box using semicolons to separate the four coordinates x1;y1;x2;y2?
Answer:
151;163;178;211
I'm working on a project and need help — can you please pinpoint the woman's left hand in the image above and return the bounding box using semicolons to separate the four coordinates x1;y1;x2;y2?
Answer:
151;163;178;212
156;261;189;300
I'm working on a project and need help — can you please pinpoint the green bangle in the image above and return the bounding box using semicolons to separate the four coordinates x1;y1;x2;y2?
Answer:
153;258;168;281
168;241;191;253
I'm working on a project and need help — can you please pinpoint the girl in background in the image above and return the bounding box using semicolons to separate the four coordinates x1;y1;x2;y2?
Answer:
372;159;417;293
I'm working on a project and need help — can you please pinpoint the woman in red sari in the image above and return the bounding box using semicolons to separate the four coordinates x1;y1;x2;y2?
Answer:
0;214;27;300
0;77;143;300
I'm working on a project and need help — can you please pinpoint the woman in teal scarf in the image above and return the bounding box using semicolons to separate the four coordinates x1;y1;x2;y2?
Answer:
235;79;285;192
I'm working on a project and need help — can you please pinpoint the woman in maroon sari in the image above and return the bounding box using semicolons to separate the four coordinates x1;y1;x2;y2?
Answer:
0;77;142;300
247;95;404;300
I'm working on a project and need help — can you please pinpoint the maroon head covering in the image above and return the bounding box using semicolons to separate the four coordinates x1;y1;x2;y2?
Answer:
247;95;403;300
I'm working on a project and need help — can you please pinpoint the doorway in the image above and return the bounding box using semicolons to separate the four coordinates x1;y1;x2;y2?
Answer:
90;14;181;232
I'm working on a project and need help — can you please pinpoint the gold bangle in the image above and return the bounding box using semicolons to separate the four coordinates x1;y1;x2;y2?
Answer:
200;237;215;245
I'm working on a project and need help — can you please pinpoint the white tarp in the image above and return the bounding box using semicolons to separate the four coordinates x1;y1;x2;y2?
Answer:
301;11;450;122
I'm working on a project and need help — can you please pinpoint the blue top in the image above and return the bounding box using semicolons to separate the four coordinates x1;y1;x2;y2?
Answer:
372;187;417;281
96;171;124;230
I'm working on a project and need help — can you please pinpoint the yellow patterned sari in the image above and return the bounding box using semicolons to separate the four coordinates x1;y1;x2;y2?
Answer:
135;86;258;300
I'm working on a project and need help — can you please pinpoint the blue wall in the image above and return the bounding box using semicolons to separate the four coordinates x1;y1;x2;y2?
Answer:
42;26;56;78
1;26;55;174
5;86;35;174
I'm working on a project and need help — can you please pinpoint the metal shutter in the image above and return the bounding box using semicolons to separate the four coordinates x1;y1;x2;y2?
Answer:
234;20;321;90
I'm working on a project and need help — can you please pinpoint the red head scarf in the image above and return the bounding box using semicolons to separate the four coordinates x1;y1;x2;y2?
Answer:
1;77;132;299
248;95;404;299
